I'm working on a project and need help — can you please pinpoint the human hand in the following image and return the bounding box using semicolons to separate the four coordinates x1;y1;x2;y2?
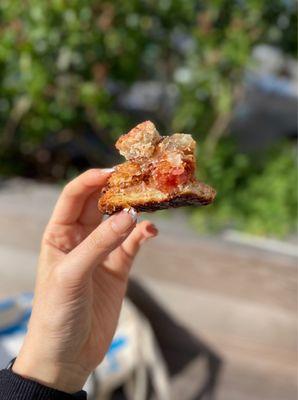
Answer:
13;169;158;393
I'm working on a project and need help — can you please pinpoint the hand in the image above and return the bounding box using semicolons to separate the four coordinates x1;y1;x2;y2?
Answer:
13;169;158;393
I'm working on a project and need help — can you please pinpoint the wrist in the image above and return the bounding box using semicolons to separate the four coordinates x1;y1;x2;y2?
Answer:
13;353;89;393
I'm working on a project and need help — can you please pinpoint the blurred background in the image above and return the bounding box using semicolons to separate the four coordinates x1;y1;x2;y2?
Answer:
0;0;297;399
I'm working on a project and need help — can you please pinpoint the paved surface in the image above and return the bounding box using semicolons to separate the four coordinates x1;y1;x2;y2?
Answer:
0;179;297;400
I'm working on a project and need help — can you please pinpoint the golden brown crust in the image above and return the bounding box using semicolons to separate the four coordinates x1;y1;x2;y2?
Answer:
98;181;216;215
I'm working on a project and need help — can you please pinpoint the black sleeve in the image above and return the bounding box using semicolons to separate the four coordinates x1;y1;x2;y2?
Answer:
0;369;87;400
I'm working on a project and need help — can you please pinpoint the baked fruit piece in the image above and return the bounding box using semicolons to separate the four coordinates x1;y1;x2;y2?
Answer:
98;121;216;214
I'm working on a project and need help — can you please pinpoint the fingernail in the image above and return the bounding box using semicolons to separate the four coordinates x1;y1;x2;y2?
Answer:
146;224;158;236
123;207;138;222
110;208;137;233
102;167;115;173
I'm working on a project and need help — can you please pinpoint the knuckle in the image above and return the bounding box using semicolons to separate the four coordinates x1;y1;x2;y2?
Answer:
52;262;86;290
50;263;69;288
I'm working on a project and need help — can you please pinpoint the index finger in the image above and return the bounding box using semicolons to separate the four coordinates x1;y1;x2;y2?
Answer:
49;168;113;225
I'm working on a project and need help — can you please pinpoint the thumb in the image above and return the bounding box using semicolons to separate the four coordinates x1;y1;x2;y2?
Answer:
64;209;137;279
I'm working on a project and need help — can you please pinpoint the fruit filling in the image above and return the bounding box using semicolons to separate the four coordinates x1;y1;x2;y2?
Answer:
151;157;195;193
108;127;196;195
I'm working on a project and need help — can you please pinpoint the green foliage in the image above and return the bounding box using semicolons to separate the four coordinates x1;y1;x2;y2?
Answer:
172;0;297;135
0;0;296;149
0;0;296;237
191;141;297;238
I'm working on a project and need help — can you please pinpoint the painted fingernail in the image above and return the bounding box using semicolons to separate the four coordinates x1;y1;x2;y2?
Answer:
102;167;115;173
110;208;137;233
146;224;158;236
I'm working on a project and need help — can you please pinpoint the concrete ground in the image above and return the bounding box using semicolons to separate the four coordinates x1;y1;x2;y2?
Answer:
0;179;297;400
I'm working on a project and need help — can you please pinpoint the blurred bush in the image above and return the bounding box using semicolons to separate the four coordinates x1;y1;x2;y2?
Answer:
192;141;297;238
0;0;296;237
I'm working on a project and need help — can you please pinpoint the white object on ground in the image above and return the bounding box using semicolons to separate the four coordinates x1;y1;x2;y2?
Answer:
0;295;170;400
